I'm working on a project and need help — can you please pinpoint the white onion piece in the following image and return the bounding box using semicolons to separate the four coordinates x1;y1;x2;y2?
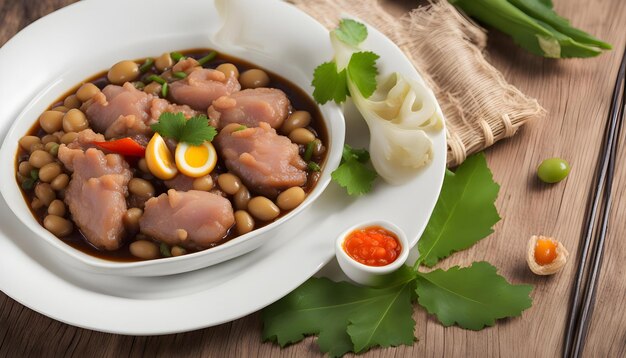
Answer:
367;119;434;185
330;32;356;70
349;73;443;184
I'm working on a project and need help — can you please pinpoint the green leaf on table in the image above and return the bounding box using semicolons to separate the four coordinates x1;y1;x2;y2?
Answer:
347;51;379;98
417;153;500;267
312;61;348;104
415;262;533;330
263;266;417;357
334;18;368;47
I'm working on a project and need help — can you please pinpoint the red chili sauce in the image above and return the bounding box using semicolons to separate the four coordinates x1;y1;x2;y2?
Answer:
343;225;402;267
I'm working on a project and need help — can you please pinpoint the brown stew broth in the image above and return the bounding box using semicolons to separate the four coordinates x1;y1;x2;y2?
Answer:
16;48;327;262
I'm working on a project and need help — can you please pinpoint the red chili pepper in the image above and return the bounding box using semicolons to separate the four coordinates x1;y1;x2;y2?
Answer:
92;137;145;157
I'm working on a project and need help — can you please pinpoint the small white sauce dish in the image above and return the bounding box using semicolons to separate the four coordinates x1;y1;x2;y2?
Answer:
335;220;410;286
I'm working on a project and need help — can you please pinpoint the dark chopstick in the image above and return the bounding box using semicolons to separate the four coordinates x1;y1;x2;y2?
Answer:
563;47;626;358
572;99;624;357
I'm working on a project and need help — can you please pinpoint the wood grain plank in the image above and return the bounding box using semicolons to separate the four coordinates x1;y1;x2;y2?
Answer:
1;0;625;357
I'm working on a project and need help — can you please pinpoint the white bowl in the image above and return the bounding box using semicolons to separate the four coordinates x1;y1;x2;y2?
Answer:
336;220;410;286
0;0;345;276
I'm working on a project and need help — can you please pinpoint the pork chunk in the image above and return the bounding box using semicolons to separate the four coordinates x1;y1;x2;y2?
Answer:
58;147;132;250
215;122;306;198
169;68;240;111
139;190;234;249
62;129;105;152
208;88;290;129
83;83;197;139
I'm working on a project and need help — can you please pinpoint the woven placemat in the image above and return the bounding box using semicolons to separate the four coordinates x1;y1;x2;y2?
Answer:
291;0;546;167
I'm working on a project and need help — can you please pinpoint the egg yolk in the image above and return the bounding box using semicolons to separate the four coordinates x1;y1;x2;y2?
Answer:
184;145;209;167
534;238;558;265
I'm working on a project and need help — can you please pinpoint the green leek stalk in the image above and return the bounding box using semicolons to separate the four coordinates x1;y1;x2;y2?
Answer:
449;0;612;58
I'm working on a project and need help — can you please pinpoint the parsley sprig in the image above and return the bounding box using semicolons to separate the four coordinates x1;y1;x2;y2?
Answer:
150;112;217;146
312;19;379;104
313;19;381;196
331;145;377;196
333;19;368;46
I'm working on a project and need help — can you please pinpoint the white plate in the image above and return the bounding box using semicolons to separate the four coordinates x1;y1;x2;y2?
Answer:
0;0;446;334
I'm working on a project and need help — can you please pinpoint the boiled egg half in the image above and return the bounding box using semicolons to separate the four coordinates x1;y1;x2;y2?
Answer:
175;141;217;177
145;133;178;180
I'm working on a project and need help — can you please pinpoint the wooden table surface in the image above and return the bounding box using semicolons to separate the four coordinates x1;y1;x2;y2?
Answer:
1;0;625;356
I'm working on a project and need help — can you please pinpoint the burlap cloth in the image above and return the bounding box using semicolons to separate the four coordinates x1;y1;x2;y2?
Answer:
291;0;546;167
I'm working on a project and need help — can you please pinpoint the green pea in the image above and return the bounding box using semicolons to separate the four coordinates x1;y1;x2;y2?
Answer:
21;178;35;190
537;158;570;183
160;242;172;257
48;143;59;156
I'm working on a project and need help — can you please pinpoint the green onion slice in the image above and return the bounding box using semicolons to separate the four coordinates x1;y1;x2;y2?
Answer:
139;58;154;73
170;52;185;62
197;51;217;66
304;141;315;162
147;75;166;85
307;162;321;172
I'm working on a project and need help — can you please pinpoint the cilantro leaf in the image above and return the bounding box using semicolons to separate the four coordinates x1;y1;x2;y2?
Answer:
415;262;533;330
332;160;377;196
417;153;500;267
332;145;377;196
342;144;369;163
263;267;417;357
334;19;368;47
180;115;217;145
151;113;216;145
347;51;379;98
312;61;348;104
151;112;186;140
311;22;378;104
